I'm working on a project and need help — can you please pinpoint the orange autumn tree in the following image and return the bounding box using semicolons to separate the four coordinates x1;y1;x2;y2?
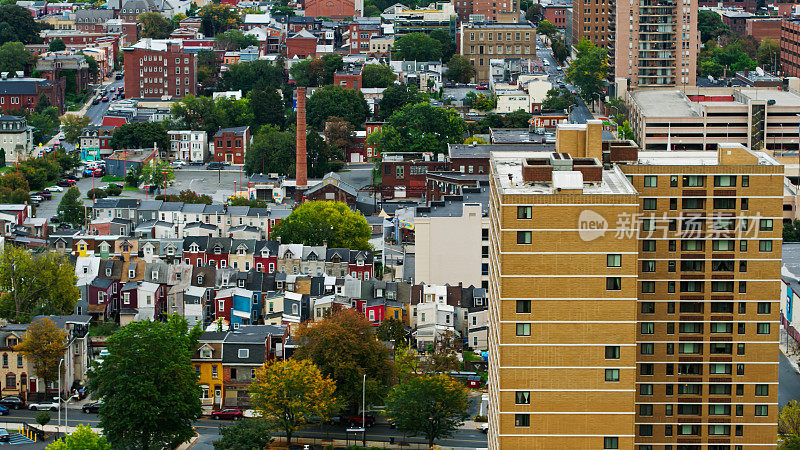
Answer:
248;359;338;446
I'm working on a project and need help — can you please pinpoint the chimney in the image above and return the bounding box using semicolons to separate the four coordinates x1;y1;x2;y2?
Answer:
296;87;307;187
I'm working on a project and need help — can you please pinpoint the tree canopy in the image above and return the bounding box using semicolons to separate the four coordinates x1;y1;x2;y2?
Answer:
244;126;296;176
214;29;258;50
698;40;756;78
61;115;90;145
430;29;456;61
0;246;79;323
445;55;475;84
392;33;443;61
551;36;569;65
362;64;397;88
218;59;284;94
294;309;396;407
139;158;174;188
368;102;466;155
212;419;273;450
307;85;368;129
47;424;111;450
109;122;169;151
57;186;85;227
757;38;779;73
385;374;470;448
698;10;729;43
138;12;173;39
0;5;43;44
48;38;65;52
780;400;800;449
272;201;371;250
565;38;608;109
541;87;577;111
0;41;33;76
88;316;202;450
377;83;428;120
536;20;557;37
249;359;339;446
15;318;67;386
289;54;343;87
199;4;241;36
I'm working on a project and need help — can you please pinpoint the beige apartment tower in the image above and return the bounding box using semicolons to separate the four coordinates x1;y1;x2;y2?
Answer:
488;122;781;449
613;0;698;87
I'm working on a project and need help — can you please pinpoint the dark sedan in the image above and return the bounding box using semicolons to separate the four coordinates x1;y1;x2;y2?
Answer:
82;400;103;414
0;396;24;409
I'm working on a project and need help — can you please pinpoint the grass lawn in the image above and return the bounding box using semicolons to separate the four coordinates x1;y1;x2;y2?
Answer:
101;176;124;182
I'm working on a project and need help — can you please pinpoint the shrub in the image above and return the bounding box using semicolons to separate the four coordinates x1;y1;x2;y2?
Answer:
474;415;488;423
87;188;107;200
35;411;51;426
105;184;122;196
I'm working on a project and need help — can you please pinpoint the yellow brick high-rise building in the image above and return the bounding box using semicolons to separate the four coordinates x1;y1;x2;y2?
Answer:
488;121;782;449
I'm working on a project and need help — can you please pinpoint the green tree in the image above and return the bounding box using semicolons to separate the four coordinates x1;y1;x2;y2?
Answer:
525;3;541;22
0;246;79;323
196;49;220;88
375;318;407;346
307;85;368;129
757;38;779;72
784;219;800;243
82;53;99;79
541;88;576;111
698;10;729;43
244;126;295;176
48;38;65;52
392;33;443;61
248;89;285;131
35;411;51;426
272;201;371;250
551;36;569;65
377;83;427;120
504;109;532;128
214;29;258;50
430;29;456;61
368;102;466;155
139;158;174;188
385;375;470;448
110;121;169;151
780;400;800;449
618;120;635;143
29;106;59;145
307;130;341;178
289;54;343;87
0;5;43;44
61;114;90;145
57;186;85;227
212;419;273;450
445;54;475;84
362;64;397;88
0;41;33;75
14;318;67;388
294;309;395;407
218;59;284;94
249;359;339;446
270;5;295;16
138;12;173;39
47;424;111;450
463;136;487;144
536;19;557;37
566;38;608;110
199;4;241;36
87;316;202;450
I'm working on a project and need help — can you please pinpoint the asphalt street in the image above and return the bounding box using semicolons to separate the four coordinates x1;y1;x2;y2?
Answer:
86;78;125;126
780;350;800;408
0;408;488;449
535;35;595;124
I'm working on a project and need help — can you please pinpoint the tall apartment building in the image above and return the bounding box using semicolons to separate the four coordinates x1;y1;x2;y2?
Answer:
613;0;698;87
122;38;197;100
459;21;536;82
570;0;613;49
488;121;781;449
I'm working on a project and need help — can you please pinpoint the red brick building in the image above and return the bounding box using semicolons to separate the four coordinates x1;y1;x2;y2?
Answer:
40;32;122;59
333;64;363;90
542;2;570;29
286;29;318;58
747;17;781;42
0;77;66;115
212;126;250;165
365;121;384;159
720;10;752;36
123;39;197;99
782;19;800;76
348;21;381;54
303;0;356;19
380;152;449;199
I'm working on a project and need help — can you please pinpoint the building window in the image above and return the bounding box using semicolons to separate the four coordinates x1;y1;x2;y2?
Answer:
605;369;619;382
606;277;621;290
643;176;656;187
515;391;530;404
607;254;621;267
516;323;531;336
516;231;531;244
604;437;619;449
514;414;530;427
516;300;531;313
605;346;619;359
517;206;531;219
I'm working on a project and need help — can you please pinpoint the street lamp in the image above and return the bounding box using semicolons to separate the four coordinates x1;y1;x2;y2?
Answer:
233;180;237;199
362;374;366;447
57;358;64;433
162;171;168;198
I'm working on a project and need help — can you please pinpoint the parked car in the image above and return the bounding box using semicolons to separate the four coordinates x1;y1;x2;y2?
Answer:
101;97;109;102
206;162;224;170
0;428;8;442
37;191;52;200
45;185;64;193
0;396;24;409
171;160;187;167
28;400;58;411
82;400;103;414
115;73;123;80
210;409;243;420
476;85;488;90
30;195;43;203
91;98;100;105
479;423;488;434
0;405;9;416
346;413;375;428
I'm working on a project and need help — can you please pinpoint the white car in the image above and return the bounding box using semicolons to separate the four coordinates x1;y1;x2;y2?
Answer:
170;160;187;167
45;186;64;193
29;400;58;411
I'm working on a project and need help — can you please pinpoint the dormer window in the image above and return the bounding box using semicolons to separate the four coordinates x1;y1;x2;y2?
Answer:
152;271;158;279
106;268;111;276
175;273;181;281
197;275;204;284
292;304;298;315
129;270;135;278
200;348;212;358
237;247;245;255
167;247;174;255
238;279;245;287
238;348;249;358
215;247;222;255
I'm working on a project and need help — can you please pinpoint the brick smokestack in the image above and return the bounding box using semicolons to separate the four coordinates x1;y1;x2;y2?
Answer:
295;86;307;187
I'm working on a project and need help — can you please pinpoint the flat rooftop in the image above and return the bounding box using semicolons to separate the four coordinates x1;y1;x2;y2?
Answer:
636;149;782;166
491;152;638;196
630;90;700;118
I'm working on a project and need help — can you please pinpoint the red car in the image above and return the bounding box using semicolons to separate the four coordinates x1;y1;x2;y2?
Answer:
210;409;243;420
476;85;488;90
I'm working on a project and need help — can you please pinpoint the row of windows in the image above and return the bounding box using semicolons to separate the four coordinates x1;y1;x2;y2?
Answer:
514;321;771;337
640;300;770;314
640;239;771;252
640;174;750;188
